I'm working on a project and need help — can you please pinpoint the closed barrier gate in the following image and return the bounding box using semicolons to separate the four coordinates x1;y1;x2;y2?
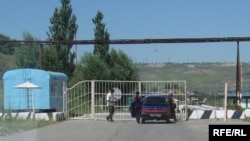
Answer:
64;80;187;121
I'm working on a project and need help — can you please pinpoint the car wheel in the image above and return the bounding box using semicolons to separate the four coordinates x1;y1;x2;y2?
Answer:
166;118;170;123
141;119;145;123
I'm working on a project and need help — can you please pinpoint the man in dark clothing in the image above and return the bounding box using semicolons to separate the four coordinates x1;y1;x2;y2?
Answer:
167;91;177;121
132;91;143;124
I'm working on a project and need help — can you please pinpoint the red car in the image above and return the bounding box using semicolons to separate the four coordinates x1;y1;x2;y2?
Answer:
141;95;170;123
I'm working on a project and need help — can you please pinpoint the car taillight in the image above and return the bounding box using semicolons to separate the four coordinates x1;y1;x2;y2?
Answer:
141;108;146;113
141;108;170;113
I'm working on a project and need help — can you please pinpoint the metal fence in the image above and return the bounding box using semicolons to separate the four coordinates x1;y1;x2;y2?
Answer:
64;80;187;121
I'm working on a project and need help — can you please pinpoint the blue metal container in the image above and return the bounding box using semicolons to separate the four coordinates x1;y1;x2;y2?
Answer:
2;68;67;112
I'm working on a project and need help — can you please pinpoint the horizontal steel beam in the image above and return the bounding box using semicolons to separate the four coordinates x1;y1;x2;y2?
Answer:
1;37;250;45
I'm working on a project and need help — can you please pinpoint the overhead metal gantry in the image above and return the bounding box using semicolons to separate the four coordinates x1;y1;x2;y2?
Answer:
1;36;250;45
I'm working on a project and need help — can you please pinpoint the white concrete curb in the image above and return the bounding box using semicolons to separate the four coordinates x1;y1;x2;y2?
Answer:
0;112;65;121
52;112;65;121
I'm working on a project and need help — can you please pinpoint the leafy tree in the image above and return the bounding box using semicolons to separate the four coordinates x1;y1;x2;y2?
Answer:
80;52;109;80
92;10;110;61
44;0;78;79
0;53;16;78
13;32;40;68
109;49;139;80
42;46;61;70
79;10;139;81
67;65;83;87
0;34;15;55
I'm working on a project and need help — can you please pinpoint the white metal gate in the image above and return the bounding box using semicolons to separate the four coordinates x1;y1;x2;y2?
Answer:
64;80;187;121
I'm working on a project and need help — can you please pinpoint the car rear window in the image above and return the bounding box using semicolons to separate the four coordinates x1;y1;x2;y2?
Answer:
144;96;168;105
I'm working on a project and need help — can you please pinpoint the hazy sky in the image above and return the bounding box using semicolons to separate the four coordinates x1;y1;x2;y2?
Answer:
1;0;250;63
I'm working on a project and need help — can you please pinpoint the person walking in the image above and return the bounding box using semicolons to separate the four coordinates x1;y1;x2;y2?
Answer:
167;91;177;121
132;91;143;124
106;88;116;122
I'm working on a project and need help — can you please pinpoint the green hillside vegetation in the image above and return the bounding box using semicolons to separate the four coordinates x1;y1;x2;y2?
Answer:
138;62;250;93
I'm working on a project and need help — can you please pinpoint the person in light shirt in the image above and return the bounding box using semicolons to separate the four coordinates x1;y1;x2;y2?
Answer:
106;88;116;122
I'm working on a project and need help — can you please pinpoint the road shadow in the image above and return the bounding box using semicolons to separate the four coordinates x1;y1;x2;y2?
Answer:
141;120;177;124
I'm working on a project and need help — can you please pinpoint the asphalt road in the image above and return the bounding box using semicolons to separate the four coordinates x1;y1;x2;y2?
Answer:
0;119;249;141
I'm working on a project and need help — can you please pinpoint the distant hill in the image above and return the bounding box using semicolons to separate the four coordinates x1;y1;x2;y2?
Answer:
138;62;250;93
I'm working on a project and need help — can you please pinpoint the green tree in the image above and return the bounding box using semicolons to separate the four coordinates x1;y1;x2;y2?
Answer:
79;10;139;81
0;34;15;55
92;10;110;61
13;32;40;68
80;52;109;80
109;49;139;80
44;0;78;79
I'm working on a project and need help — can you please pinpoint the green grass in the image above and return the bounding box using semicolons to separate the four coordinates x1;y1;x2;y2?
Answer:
0;119;57;136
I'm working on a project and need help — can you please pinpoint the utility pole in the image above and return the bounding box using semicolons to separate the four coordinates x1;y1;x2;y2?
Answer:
40;44;43;69
236;41;241;109
75;35;77;64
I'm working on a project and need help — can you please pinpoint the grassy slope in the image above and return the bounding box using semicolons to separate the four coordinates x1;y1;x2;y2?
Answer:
138;62;250;93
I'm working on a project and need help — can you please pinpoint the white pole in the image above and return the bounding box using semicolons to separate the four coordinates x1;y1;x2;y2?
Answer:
63;81;66;115
32;92;35;114
27;89;29;110
224;83;227;121
91;81;95;119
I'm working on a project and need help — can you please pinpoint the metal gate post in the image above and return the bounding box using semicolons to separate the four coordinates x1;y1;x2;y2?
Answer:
91;80;95;119
138;81;141;94
63;81;67;118
184;81;188;120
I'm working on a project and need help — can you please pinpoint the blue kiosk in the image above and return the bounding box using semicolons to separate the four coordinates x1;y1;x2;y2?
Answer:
2;68;67;112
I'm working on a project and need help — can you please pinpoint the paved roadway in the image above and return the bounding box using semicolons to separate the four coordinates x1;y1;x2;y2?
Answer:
0;119;249;141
